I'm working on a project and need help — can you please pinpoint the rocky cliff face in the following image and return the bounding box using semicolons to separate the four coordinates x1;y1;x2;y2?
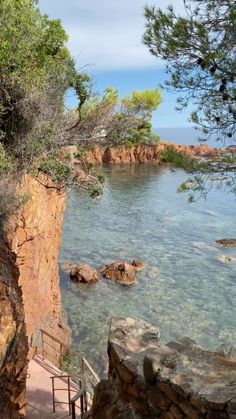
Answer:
62;142;220;166
90;143;220;164
6;174;70;355
0;242;28;418
87;317;236;419
0;173;70;416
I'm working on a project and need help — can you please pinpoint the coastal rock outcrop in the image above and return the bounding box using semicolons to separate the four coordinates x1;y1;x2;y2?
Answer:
61;142;221;166
70;263;99;283
101;261;142;285
216;238;236;247
131;259;145;271
87;317;236;419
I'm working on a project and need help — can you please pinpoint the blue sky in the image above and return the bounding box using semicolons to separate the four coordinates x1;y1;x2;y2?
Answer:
38;0;193;128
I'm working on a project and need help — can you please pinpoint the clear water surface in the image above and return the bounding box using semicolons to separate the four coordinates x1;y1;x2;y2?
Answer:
59;163;236;376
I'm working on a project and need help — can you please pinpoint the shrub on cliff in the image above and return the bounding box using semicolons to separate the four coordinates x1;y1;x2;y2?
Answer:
160;144;193;169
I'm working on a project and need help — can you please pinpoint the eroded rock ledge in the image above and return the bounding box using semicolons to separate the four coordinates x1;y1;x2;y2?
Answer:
88;317;236;419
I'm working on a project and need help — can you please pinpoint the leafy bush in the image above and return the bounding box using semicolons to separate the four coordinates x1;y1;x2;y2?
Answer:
88;185;103;198
39;159;71;183
0;144;13;176
0;0;76;167
97;174;105;184
160;144;192;168
75;145;87;159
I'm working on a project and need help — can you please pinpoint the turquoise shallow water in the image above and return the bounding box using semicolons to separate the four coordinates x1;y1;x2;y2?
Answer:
59;164;236;376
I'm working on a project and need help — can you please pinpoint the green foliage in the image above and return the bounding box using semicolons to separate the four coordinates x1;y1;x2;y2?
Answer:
143;0;236;143
143;0;236;197
0;0;75;165
88;185;103;198
125;140;135;149
102;87;119;105
71;72;92;123
73;86;162;146
39;159;71;183
177;152;236;199
97;174;105;184
0;144;13;176
64;152;72;161
160;145;193;169
122;89;162;119
75;144;87;159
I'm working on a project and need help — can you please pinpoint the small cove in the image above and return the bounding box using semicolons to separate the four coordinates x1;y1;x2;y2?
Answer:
59;163;236;376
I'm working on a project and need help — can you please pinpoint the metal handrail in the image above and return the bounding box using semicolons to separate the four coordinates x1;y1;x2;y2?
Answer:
39;329;67;348
70;386;88;419
39;328;99;393
50;374;79;415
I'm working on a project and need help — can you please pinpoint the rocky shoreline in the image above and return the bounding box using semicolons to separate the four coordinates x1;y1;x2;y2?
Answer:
62;141;224;166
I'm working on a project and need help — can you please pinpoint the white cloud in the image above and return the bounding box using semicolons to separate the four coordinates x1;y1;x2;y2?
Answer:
39;0;185;70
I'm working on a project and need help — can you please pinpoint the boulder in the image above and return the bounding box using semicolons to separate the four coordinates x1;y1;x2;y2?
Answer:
70;264;99;284
216;239;236;247
101;261;138;285
131;259;145;271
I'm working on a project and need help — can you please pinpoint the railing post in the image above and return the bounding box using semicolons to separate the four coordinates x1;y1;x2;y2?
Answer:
84;391;88;412
80;393;84;414
68;375;71;415
51;377;55;413
71;401;76;419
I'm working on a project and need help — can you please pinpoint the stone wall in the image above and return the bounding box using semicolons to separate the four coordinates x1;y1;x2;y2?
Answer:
0;242;28;418
87;317;236;419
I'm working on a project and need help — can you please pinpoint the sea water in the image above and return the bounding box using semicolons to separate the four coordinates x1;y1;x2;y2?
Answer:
59;163;236;376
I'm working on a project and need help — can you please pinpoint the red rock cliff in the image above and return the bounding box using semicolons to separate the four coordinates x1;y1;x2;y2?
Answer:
62;142;220;165
6;174;70;356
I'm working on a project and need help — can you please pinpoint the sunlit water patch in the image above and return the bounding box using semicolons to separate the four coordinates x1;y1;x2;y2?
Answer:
59;165;236;376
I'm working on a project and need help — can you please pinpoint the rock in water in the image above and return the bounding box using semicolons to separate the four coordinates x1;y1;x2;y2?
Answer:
101;261;137;285
70;264;99;284
216;238;236;247
218;255;236;264
131;259;145;271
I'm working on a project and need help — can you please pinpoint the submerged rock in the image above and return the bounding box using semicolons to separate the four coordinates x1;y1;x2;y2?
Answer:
101;261;138;285
216;239;236;247
218;255;236;264
70;264;99;284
